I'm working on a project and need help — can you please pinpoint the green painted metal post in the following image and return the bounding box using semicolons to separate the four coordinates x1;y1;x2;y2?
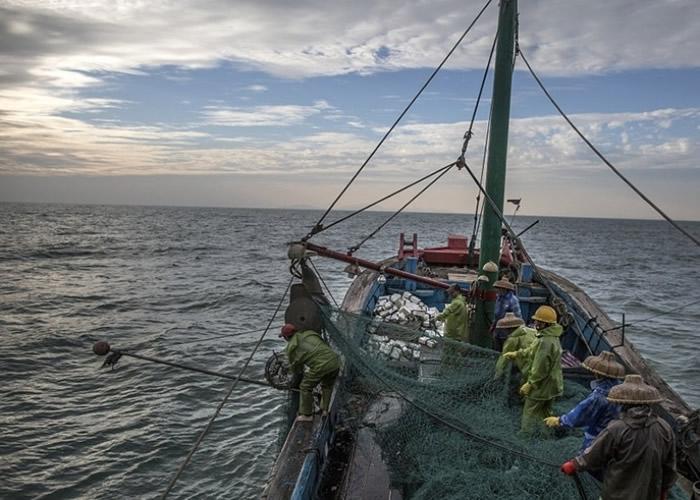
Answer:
472;0;517;348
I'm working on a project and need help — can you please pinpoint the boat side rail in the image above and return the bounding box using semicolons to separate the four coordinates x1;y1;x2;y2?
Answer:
289;372;343;500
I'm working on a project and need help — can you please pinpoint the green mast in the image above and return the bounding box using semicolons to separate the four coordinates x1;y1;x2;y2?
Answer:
471;0;517;348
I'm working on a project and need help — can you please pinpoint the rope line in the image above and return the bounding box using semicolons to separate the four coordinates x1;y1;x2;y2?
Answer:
462;25;498;257
470;100;493;252
348;163;456;253
460;21;499;160
458;160;593;353
304;0;495;239
312;162;455;236
309;259;340;308
518;49;700;248
111;350;298;391
603;298;700;333
160;276;294;499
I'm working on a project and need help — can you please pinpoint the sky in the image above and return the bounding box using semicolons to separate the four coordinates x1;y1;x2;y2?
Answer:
0;0;698;220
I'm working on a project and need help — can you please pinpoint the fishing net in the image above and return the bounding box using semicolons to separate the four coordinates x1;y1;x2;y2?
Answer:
320;304;602;500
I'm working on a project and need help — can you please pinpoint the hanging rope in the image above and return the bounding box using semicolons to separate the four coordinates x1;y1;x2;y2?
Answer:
160;276;294;499
308;162;455;237
309;259;339;308
304;0;495;240
347;162;456;254
518;49;700;248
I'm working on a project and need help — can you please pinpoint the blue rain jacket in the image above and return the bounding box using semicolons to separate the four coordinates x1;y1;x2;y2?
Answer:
560;378;622;450
494;291;521;322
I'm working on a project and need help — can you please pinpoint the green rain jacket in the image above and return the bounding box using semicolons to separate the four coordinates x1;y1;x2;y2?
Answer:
524;323;564;400
437;294;468;341
285;330;340;375
495;326;537;376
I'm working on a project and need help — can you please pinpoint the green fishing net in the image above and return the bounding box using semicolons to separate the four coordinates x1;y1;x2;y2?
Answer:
321;305;603;500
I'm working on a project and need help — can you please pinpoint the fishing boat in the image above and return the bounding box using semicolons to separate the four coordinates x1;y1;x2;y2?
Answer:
261;0;700;499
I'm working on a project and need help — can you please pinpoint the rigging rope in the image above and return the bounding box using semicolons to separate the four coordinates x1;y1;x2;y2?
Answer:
348;162;456;254
309;259;340;308
304;0;495;240
458;159;593;354
462;58;495;262
459;21;499;161
470;83;494;256
518;49;700;248
310;162;455;236
161;276;294;499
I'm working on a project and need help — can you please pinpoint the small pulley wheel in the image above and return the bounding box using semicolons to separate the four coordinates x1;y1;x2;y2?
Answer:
265;352;294;390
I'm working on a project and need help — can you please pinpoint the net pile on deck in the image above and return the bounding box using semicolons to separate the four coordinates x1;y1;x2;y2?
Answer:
320;304;601;500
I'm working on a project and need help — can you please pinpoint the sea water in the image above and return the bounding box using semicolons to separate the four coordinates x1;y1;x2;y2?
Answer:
1;203;698;499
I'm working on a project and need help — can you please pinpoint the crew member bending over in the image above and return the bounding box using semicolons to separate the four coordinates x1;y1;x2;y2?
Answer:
280;323;340;422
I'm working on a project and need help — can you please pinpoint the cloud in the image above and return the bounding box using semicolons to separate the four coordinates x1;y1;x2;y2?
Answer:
201;100;332;127
2;85;696;181
0;0;697;97
244;84;268;92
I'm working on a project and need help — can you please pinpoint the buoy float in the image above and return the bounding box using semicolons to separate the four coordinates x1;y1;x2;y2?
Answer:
93;341;111;356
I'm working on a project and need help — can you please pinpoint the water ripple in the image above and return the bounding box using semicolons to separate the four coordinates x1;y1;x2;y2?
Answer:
1;203;698;499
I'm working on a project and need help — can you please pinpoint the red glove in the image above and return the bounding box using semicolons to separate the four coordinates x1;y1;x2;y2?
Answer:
560;460;577;476
660;491;667;500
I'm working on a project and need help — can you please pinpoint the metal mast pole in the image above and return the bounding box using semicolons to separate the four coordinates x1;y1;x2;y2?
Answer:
472;0;517;347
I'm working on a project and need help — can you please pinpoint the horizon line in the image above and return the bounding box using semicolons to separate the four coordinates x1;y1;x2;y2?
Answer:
2;200;698;224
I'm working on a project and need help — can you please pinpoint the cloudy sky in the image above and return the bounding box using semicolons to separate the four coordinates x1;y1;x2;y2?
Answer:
0;0;698;219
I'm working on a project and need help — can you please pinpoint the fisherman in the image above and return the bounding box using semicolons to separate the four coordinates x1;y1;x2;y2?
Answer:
280;323;341;422
493;277;521;322
436;284;468;341
494;312;537;378
543;351;625;453
503;305;563;435
560;374;676;500
493;311;525;352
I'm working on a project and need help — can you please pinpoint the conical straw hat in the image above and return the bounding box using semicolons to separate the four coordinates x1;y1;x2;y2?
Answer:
496;312;524;329
493;278;515;291
607;374;662;404
582;351;625;379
